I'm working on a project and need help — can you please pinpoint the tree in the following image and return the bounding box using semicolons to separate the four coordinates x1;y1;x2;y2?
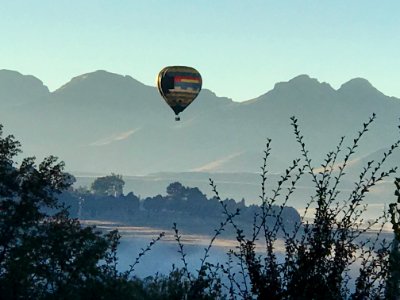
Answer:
166;182;186;200
0;123;218;299
0;125;119;298
143;194;165;212
186;187;208;214
125;191;140;210
386;177;400;299
91;173;125;197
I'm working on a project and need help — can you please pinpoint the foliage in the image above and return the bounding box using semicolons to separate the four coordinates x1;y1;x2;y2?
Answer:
386;177;400;299
195;114;400;299
91;173;125;197
165;115;400;299
0;124;113;298
62;190;140;221
1;114;400;299
61;180;299;236
0;123;226;299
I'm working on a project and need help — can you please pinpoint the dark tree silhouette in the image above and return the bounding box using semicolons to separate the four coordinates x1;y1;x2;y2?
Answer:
386;177;400;299
0;125;113;298
91;173;125;197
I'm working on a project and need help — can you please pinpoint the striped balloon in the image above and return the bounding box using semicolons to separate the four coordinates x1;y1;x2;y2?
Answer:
157;66;202;121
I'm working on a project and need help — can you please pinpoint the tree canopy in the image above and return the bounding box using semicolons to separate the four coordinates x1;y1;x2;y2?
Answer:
91;173;125;197
0;126;122;298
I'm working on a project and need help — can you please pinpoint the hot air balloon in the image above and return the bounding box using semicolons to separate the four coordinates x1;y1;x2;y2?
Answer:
157;66;202;121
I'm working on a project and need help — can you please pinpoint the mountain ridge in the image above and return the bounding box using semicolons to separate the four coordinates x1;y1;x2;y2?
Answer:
0;69;50;107
0;69;398;177
3;69;398;104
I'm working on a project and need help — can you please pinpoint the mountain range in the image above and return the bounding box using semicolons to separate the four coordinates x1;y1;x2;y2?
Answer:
0;69;399;180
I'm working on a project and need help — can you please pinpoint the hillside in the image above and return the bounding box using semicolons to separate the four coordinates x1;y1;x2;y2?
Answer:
0;70;398;178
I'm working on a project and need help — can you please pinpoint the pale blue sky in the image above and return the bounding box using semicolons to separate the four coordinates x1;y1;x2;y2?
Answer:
0;1;399;101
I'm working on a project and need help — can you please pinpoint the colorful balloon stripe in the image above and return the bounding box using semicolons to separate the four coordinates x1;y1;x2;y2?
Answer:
157;66;202;120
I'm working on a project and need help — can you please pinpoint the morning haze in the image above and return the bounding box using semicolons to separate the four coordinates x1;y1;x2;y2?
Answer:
0;69;398;210
0;69;398;177
2;1;400;297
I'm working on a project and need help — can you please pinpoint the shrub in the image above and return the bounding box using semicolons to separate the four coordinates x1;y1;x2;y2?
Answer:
171;114;400;299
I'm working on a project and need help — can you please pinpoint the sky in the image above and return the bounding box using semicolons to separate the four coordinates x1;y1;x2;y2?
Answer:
0;1;399;102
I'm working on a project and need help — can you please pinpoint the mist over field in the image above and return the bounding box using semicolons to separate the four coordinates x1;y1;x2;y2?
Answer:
98;225;388;295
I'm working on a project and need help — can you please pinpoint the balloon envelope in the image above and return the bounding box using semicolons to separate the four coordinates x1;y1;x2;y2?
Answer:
157;66;202;120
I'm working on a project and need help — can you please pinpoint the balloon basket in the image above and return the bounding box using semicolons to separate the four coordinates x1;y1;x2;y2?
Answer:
175;116;181;121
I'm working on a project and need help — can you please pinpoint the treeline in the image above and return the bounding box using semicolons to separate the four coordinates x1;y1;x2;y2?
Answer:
60;179;300;235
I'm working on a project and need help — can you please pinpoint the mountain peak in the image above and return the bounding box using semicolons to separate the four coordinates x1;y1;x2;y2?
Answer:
0;69;48;90
271;74;335;96
339;78;374;90
74;69;134;80
0;69;49;106
61;70;142;86
338;78;382;97
288;74;333;88
289;74;314;83
54;70;146;95
0;69;23;77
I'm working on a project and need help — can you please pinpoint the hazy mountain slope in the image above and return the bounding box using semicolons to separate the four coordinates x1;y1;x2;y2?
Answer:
0;70;398;176
234;75;400;162
345;146;400;179
0;70;50;108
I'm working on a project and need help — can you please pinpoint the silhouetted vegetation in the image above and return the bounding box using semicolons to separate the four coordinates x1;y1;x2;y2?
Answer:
386;178;400;299
62;179;300;236
91;173;125;197
0;124;115;298
1;114;400;299
204;115;399;299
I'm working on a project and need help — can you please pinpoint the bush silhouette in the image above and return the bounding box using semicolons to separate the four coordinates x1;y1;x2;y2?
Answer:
172;114;400;299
